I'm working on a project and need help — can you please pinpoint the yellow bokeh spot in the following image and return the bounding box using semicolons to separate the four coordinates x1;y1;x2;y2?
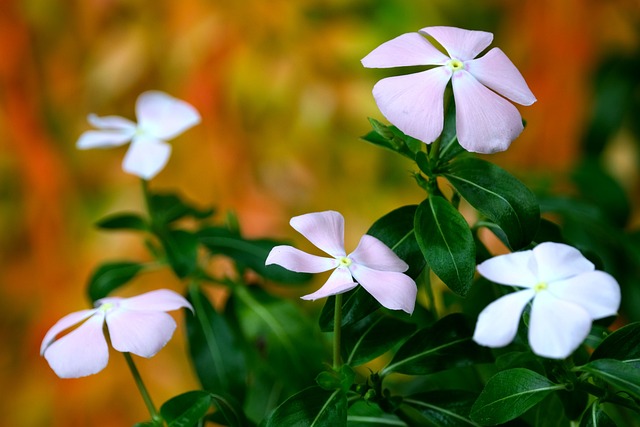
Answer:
534;282;548;293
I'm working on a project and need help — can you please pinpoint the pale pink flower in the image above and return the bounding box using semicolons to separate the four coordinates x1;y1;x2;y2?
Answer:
362;26;536;153
41;289;193;378
77;91;200;179
266;211;417;314
473;242;620;359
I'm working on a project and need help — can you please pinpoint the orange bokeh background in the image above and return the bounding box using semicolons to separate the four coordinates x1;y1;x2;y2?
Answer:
1;0;638;425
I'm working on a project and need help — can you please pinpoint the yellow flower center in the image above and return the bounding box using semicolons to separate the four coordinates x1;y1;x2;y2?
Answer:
99;302;115;312
534;282;548;293
337;256;352;267
447;58;464;72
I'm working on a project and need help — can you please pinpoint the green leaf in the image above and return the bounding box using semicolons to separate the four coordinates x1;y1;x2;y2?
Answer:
436;100;465;165
315;365;354;392
444;157;539;250
470;368;565;425
348;401;407;426
382;313;491;376
579;402;616;427
591;322;640;363
206;394;250;427
261;386;347;427
95;212;148;231
198;226;311;284
398;390;480;427
318;286;379;332
160;229;199;278
148;191;214;226
415;196;475;297
578;359;640;398
86;261;145;302
161;390;212;427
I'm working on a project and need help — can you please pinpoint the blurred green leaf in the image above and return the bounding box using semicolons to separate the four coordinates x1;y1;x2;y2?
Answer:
578;402;616;427
578;359;640;399
161;390;212;427
148;191;214;226
315;365;354;392
397;390;479;427
348;401;406;426
591;322;640;363
95;212;148;231
86;261;145;302
160;229;199;278
261;386;347;427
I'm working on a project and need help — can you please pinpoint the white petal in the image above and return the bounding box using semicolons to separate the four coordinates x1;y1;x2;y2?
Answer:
452;70;524;153
372;67;451;144
477;250;538;288
43;313;109;378
76;130;134;149
549;271;621;319
289;211;346;257
116;289;193;313
466;48;536;106
349;264;417;314
106;309;177;358
349;234;408;272
301;267;358;300
41;309;97;355
529;291;592;359
420;26;493;61
532;242;594;283
87;114;137;131
361;32;450;68
473;289;534;348
135;91;200;140
266;245;338;273
122;137;172;180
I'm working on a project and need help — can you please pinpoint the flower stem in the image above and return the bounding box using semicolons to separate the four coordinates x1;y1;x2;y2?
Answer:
140;178;152;217
123;352;161;424
333;293;343;370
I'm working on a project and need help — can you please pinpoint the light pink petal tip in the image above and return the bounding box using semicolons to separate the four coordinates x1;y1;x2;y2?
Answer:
136;91;200;140
122;137;172;180
349;235;407;272
349;264;417;314
76;130;134;149
473;289;534;348
361;32;449;68
532;242;594;283
301;267;358;301
290;211;346;258
117;289;193;313
266;245;338;273
420;26;493;61
106;310;177;358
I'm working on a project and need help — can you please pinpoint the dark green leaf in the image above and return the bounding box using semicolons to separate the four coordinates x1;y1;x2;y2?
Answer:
398;390;479;427
160;229;199;278
361;118;420;159
319;286;379;333
148;191;214;226
95;212;148;231
86;261;145;302
315;365;354;392
261;386;347;427
348;401;406;426
415;196;475;297
206;394;249;427
591;322;640;363
470;368;565;425
578;359;640;398
161;390;212;427
444;157;539;250
436;100;465;165
579;402;616;427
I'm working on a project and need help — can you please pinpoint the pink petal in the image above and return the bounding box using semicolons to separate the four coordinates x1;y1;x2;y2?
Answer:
549;271;620;319
466;48;536;106
114;289;193;313
529;292;592;359
289;211;346;258
266;245;338;273
477;250;538;288
532;242;594;283
452;70;524;153
420;26;493;61
87;114;137;131
349;235;408;272
349;264;417;314
372;67;451;144
122;136;172;180
361;32;450;68
301;267;358;300
473;289;534;348
76;130;134;149
106;309;177;358
43;313;109;378
135;91;200;140
41;309;97;355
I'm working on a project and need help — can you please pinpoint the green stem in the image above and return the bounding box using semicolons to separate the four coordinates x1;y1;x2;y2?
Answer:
123;352;162;424
423;267;437;319
333;293;343;370
141;178;152;217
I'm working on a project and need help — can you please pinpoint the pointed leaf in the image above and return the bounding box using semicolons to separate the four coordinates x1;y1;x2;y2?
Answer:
591;322;640;363
161;391;212;427
318;286;379;332
96;212;148;231
86;261;145;302
398;390;480;427
436;100;466;165
579;402;616;427
578;359;640;399
262;386;346;427
148;191;214;226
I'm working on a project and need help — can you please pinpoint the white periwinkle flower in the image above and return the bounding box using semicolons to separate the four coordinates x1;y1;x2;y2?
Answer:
473;242;621;359
77;91;201;179
41;289;193;378
266;210;417;314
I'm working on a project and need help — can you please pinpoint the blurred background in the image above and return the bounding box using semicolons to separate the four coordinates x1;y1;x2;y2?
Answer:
1;0;639;425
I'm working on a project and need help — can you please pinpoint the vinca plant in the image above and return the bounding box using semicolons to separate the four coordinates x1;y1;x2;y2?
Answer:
41;26;640;426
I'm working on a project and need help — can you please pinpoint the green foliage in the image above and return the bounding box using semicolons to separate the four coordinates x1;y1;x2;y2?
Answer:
578;359;640;399
579;402;616;427
86;261;145;302
397;390;479;427
591;322;640;363
96;212;148;231
261;386;347;427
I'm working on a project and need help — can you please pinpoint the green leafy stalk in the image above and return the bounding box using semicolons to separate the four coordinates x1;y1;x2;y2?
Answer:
333;293;343;370
123;352;162;425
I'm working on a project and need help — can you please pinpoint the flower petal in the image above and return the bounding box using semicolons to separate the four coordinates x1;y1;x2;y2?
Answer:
301;267;358;300
40;309;98;355
122;137;172;180
349;264;417;314
76;130;134;149
266;245;338;273
372;67;450;144
477;250;538;288
114;289;193;313
136;91;200;140
87;114;137;131
361;32;450;68
529;291;592;359
289;211;346;258
466;48;536;106
452;70;524;153
43;312;109;378
549;271;620;319
532;242;594;283
473;289;534;348
349;235;408;272
106;309;177;358
420;26;493;61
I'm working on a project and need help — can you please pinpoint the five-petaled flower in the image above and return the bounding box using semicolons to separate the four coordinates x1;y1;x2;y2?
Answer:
41;289;193;378
266;211;417;314
473;242;620;359
77;91;201;180
362;26;536;154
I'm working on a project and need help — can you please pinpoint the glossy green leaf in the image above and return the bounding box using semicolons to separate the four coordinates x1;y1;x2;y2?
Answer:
444;157;539;250
578;359;640;398
347;401;406;426
591;322;640;363
398;390;479;427
579;402;616;427
206;394;251;427
95;212;148;231
318;286;379;332
86;261;145;302
262;386;347;427
361;118;419;160
148;191;214;226
415;196;475;297
161;390;212;427
470;368;565;425
382;313;491;376
160;229;199;278
436;100;465;166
